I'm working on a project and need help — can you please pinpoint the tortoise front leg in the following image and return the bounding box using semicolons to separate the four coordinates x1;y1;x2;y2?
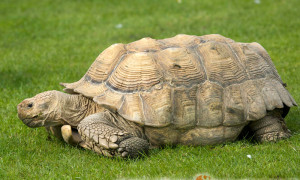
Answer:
77;111;149;158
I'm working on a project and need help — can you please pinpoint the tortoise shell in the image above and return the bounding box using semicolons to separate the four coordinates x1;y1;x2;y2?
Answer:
61;34;297;128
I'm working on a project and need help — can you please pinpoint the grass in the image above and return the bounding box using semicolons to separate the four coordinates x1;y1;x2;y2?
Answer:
0;0;299;179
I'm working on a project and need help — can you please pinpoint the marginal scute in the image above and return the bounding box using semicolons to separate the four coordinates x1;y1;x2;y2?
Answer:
272;79;294;107
74;82;107;98
223;84;245;126
173;87;197;128
61;78;85;94
289;94;298;106
196;81;223;127
107;52;162;92
140;85;172;127
262;80;284;110
93;88;124;112
241;80;266;121
118;93;144;124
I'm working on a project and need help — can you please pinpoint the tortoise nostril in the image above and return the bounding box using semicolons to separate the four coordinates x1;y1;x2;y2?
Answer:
28;103;33;108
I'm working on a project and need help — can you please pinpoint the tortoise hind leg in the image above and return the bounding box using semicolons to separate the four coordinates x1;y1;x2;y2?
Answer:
249;110;291;142
46;125;88;148
78;111;149;158
61;125;86;147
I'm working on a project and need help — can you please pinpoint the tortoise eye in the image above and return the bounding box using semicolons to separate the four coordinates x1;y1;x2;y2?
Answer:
27;103;33;108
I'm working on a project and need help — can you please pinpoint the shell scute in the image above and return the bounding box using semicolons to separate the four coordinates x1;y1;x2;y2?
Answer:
140;85;172;127
247;42;283;83
196;81;223;127
156;47;206;87
223;84;245;126
85;43;126;83
93;88;124;112
197;41;248;86
107;52;163;93
118;93;144;124
173;87;197;128
241;80;267;121
262;80;284;110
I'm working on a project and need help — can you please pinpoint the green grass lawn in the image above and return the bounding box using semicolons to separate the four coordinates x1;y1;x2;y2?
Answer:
0;0;299;179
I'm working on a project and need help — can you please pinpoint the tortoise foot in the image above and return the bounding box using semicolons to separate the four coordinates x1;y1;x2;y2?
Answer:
256;131;291;142
118;137;149;158
249;110;291;143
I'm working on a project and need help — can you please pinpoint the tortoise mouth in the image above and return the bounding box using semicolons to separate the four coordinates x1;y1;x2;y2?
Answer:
22;115;44;128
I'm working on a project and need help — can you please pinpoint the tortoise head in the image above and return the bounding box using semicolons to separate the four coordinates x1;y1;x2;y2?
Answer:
17;90;61;128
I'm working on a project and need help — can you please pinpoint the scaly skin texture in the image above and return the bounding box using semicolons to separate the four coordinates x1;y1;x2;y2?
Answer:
78;111;149;158
17;90;105;127
17;90;149;157
17;90;106;145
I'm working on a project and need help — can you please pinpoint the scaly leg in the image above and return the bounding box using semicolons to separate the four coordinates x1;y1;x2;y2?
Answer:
249;110;291;142
78;111;149;158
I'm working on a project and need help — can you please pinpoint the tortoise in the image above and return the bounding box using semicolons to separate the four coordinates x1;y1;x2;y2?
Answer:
17;34;297;158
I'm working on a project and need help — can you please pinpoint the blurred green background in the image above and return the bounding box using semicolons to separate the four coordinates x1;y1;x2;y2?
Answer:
0;0;299;179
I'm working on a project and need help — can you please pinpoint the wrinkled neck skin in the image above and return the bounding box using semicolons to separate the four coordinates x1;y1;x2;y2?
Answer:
47;92;104;127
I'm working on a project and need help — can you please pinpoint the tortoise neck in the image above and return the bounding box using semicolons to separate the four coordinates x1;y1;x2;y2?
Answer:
46;92;104;127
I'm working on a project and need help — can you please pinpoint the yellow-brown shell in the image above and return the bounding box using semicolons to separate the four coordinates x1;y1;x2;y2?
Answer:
61;34;297;128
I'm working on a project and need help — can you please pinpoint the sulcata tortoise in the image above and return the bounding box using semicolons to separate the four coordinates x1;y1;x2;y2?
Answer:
17;34;297;158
